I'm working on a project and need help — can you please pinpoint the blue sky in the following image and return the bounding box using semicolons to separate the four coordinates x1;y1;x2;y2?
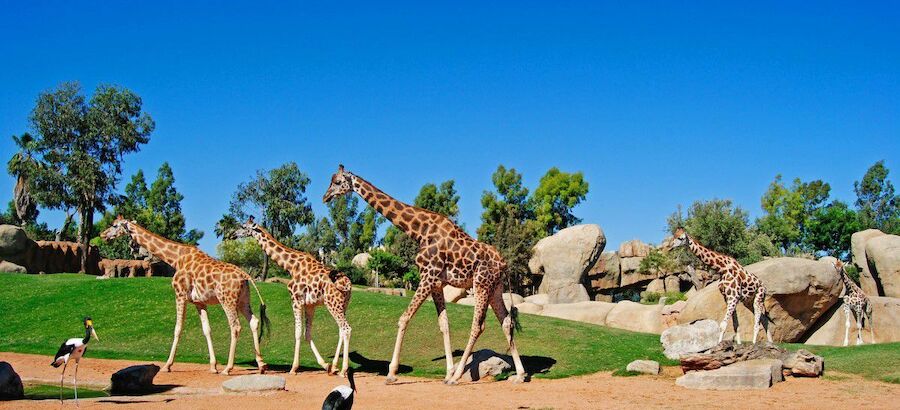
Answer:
1;2;898;254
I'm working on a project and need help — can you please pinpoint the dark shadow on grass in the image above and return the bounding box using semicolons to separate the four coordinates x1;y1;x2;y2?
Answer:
349;351;412;376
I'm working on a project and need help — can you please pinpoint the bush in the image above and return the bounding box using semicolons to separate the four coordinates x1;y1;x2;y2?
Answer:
335;260;369;286
845;264;861;286
640;291;687;305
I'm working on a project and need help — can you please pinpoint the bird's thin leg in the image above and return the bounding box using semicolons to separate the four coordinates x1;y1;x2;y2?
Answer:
73;360;79;405
59;361;68;402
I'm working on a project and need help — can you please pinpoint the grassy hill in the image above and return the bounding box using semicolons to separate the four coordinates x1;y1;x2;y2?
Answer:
0;274;673;379
1;273;896;383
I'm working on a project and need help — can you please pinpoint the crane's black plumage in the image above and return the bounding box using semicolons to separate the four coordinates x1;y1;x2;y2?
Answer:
51;343;76;367
322;367;356;410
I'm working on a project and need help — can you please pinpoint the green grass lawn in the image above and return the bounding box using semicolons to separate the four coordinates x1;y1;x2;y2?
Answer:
1;274;896;382
23;383;109;400
0;273;674;379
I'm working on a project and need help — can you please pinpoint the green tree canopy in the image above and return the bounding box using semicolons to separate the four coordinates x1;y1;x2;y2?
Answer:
804;200;861;259
414;180;460;222
531;167;589;236
668;199;778;266
854;160;900;234
24;82;155;272
756;174;831;253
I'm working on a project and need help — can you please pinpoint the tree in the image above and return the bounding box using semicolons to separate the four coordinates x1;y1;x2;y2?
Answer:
7;133;39;224
229;162;314;279
531;167;589;236
804;201;862;259
217;238;265;276
756;174;830;253
668;199;777;266
854;160;900;234
414;180;460;222
215;214;240;239
478;165;533;243
25;82;154;272
145;163;203;244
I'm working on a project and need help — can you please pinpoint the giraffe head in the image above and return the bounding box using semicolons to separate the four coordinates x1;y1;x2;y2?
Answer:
323;164;353;203
101;215;132;241
670;227;689;248
832;259;845;273
233;216;263;240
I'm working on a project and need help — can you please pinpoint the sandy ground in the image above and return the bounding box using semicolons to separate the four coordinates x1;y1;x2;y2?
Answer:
2;352;898;409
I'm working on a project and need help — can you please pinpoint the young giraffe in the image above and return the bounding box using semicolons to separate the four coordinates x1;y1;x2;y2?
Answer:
101;216;270;375
671;227;772;344
832;260;875;346
323;165;527;385
233;217;353;376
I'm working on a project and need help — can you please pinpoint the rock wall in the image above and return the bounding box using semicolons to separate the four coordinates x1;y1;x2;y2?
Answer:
528;224;606;303
0;225;100;274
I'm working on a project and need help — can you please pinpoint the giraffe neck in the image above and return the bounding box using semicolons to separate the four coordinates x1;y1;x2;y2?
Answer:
252;225;316;271
350;173;429;242
839;268;862;295
127;223;193;266
686;235;726;268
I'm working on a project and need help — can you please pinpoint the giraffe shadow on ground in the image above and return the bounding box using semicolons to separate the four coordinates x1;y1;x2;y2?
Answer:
431;349;557;379
236;361;325;374
348;351;413;376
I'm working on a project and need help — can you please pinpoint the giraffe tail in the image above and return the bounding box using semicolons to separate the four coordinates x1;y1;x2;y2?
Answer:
247;277;272;342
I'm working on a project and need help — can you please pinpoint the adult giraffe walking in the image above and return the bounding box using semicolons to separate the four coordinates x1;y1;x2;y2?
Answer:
323;165;526;385
102;216;270;374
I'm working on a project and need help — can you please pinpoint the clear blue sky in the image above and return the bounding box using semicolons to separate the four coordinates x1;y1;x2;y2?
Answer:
1;2;898;254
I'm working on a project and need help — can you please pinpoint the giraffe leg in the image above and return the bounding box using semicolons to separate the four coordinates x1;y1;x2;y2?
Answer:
843;304;851;347
325;300;352;377
488;285;526;383
197;304;218;373
868;307;876;344
855;308;864;346
431;286;455;381
239;285;267;373
164;297;187;372
447;287;490;385
719;297;737;343
752;291;765;344
222;304;242;375
289;302;303;375
304;305;329;371
385;284;432;384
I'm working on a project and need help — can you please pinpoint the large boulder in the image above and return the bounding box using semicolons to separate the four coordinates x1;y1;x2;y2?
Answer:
351;252;371;269
660;319;720;360
0;362;24;400
529;224;606;304
782;350;823;377
453;349;512;382
111;364;160;394
587;251;620;291
851;229;886;295
444;286;469;303
523;293;550;305
0;261;26;274
0;225;32;258
677;258;842;342
514;302;544;315
502;293;525;309
803;296;900;345
222;375;286;392
539;301;615;326
620;256;654;287
676;359;783;390
605;301;664;334
619;239;651;258
866;234;900;298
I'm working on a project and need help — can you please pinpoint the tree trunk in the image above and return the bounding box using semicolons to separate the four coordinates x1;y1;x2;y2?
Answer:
56;211;74;242
77;206;93;274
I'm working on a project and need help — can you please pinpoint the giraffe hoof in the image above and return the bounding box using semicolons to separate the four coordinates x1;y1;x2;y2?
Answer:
510;375;526;384
221;368;233;376
444;379;459;386
324;364;333;374
209;368;218;374
385;376;398;385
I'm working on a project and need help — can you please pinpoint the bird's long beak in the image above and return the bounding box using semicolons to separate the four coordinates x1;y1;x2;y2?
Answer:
91;328;100;341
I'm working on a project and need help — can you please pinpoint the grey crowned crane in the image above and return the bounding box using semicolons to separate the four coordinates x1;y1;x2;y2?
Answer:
51;317;100;403
322;367;356;410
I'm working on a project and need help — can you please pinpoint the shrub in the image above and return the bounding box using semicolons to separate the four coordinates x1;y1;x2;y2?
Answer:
640;291;687;305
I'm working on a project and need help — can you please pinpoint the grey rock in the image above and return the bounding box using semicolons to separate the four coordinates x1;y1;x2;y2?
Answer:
605;301;664;334
0;261;26;274
851;229;885;296
782;350;823;377
588;251;620;291
866;234;900;298
222;375;286;392
626;360;660;375
0;362;24;400
111;364;160;394
529;224;606;304
660;319;720;360
454;349;512;382
540;301;616;326
0;225;31;257
676;359;784;390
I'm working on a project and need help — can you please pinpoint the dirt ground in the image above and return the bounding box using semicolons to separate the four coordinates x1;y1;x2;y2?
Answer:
2;352;898;409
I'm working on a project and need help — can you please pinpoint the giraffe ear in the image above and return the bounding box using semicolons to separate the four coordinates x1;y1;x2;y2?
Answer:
338;164;344;172
248;215;255;223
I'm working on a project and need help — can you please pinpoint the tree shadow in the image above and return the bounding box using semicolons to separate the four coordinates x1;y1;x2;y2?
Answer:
349;351;412;376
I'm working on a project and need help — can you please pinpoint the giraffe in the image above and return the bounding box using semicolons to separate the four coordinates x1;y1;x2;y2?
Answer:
233;217;353;376
671;227;772;344
101;216;270;375
323;165;527;385
832;260;875;346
